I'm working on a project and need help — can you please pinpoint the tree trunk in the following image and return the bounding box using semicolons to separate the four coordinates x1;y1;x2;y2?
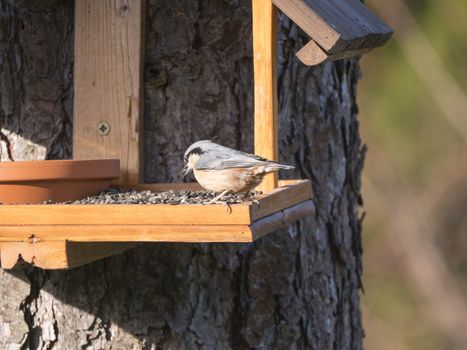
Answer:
0;1;365;349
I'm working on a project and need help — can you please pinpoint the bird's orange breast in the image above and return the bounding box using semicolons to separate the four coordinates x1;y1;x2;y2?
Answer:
193;168;264;193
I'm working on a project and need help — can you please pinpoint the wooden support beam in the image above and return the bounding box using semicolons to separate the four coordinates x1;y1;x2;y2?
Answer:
252;0;279;193
0;241;136;269
296;40;371;66
73;0;145;185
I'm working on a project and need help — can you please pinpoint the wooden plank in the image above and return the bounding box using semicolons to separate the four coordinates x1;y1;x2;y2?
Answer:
250;200;315;240
73;0;145;185
0;203;251;225
0;226;254;243
273;0;341;52
296;40;371;66
0;241;135;269
251;179;312;220
273;0;393;54
252;0;279;192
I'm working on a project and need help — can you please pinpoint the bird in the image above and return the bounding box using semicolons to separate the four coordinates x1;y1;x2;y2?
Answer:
182;140;294;204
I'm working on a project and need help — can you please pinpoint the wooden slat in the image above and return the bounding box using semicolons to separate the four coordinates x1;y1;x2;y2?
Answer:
0;226;254;243
273;0;393;54
250;200;315;240
73;0;145;185
0;200;314;244
252;0;279;192
251;179;311;220
296;40;371;66
0;241;135;269
0;203;251;226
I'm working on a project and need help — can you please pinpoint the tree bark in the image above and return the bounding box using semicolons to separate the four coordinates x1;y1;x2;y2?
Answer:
0;1;365;349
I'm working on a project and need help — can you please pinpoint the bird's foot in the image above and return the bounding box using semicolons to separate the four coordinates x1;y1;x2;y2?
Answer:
207;190;229;204
207;190;232;213
207;200;232;213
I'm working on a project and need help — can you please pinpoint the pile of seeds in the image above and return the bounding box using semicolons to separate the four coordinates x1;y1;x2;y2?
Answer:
46;188;262;205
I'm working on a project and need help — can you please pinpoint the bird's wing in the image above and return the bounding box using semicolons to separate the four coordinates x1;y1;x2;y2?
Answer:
195;153;266;170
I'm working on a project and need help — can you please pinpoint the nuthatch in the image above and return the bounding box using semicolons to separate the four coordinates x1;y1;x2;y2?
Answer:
182;140;294;203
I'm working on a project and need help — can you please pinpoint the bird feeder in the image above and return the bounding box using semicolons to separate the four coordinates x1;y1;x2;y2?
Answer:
0;0;392;269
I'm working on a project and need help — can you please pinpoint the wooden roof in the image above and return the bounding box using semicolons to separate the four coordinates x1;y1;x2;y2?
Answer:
273;0;393;65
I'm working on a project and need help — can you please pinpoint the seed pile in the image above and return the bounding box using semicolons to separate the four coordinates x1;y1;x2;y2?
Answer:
46;188;262;205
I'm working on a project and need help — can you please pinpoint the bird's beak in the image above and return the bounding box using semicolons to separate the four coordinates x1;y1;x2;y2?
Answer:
180;164;190;178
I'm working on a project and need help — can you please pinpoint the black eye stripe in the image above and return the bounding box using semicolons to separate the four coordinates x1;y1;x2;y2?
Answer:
187;147;204;158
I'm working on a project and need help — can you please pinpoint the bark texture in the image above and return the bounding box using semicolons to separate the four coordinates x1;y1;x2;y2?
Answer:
0;1;365;349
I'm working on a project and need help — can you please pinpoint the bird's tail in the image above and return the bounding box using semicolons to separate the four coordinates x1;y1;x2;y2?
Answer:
272;163;294;170
256;162;294;175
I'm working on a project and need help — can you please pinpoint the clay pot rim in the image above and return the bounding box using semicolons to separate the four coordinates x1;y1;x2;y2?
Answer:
0;159;120;182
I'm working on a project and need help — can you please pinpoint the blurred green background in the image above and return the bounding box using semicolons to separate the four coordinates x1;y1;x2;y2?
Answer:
360;0;467;349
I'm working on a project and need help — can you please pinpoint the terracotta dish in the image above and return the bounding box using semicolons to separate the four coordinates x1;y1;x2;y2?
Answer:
0;159;120;204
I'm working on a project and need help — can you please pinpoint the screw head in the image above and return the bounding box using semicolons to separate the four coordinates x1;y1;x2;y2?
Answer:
98;122;110;136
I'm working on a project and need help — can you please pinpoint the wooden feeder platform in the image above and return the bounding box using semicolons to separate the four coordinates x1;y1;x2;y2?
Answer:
0;0;391;270
0;180;313;269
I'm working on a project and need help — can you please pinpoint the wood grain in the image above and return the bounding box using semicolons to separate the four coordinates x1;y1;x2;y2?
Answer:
273;0;393;54
73;0;145;184
0;241;136;269
0;226;255;243
0;203;251;225
252;0;279;192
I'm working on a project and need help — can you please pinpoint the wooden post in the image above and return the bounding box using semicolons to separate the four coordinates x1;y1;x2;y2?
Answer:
252;0;278;193
73;0;145;185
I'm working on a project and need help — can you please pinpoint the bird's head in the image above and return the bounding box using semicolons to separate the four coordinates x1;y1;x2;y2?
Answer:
181;140;212;176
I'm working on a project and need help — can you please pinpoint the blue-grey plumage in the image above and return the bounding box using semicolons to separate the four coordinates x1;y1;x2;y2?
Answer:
182;140;294;195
